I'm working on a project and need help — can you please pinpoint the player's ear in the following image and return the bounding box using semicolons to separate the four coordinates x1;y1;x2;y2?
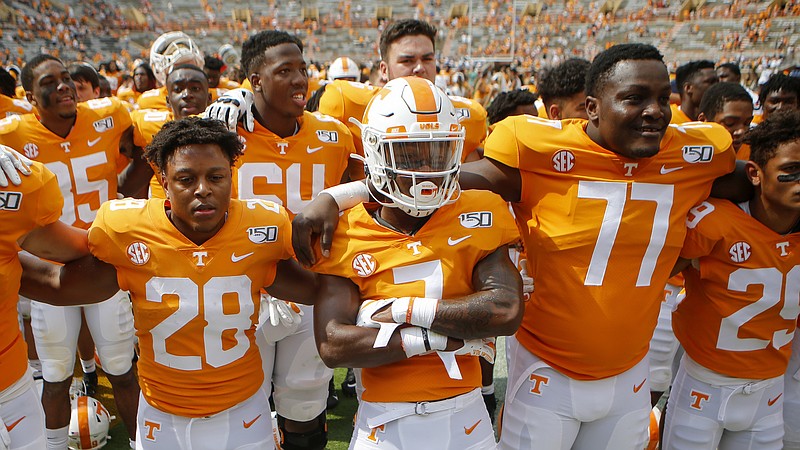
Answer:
250;73;261;92
585;96;599;122
160;171;169;197
379;61;390;84
25;91;36;106
744;161;761;187
697;112;707;122
548;103;561;121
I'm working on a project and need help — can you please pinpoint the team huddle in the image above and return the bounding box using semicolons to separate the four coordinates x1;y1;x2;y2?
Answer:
0;15;800;450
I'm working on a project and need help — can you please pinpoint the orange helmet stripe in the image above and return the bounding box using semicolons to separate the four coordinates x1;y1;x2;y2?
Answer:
340;57;349;71
77;396;93;449
407;77;438;123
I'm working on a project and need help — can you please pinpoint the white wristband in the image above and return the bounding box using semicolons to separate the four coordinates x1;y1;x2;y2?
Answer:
400;327;427;357
391;297;438;329
320;182;370;211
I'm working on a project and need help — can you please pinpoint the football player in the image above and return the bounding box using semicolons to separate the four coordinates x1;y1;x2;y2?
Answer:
19;117;322;450
535;58;590;120
758;73;800;122
234;30;357;450
131;63;211;199
312;75;523;450
662;109;800;449
291;43;750;449
672;60;719;124
136;31;204;111
1;54;152;450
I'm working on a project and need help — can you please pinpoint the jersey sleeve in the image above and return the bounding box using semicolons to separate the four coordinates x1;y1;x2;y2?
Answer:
131;111;148;148
482;117;522;169
33;163;64;227
87;202;129;269
681;201;723;260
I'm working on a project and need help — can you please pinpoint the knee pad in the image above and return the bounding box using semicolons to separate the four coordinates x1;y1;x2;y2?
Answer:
40;355;75;383
273;382;330;421
95;342;134;376
276;412;327;450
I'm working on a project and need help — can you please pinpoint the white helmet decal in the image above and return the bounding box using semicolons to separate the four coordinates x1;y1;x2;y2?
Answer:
68;396;114;450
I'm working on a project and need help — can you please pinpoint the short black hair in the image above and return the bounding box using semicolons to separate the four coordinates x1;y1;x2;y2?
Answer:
204;55;225;71
585;44;664;97
538;58;589;108
68;62;100;89
744;109;800;168
241;31;303;75
379;19;437;61
0;68;16;97
675;60;716;95
21;54;62;92
98;75;111;98
146;117;244;173
486;89;539;125
759;73;800;106
698;82;753;119
717;62;741;78
167;63;208;82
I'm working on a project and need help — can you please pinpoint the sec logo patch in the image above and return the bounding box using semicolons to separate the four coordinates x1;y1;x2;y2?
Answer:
127;242;150;265
352;253;378;277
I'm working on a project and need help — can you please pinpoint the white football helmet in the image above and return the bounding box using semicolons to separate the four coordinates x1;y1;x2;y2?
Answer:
327;57;360;81
68;396;114;450
219;44;240;68
357;77;464;217
150;31;204;86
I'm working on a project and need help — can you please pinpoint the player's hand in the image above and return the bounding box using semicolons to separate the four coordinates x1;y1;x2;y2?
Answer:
202;88;254;132
520;259;534;296
268;296;303;327
455;337;496;364
0;144;32;187
260;295;303;344
292;193;340;267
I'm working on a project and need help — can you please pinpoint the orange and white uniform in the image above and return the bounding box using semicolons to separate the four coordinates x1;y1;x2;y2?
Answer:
235;110;353;423
0;96;131;230
0;162;60;449
313;191;517;448
0;97;137;385
89;198;292;417
485;116;735;450
318;80;488;162
136;86;168;111
662;198;797;450
131;109;172;199
219;78;241;90
0;94;33;117
235;110;353;217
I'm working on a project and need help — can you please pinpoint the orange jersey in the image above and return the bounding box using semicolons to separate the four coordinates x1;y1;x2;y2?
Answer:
0;94;33;117
313;191;519;402
219;78;241;90
484;117;736;380
670;104;693;124
135;86;168;111
319;80;487;161
131;109;172;199
736;143;751;161
234;110;353;218
116;87;142;108
88;198;293;417
0;162;62;391
0;97;132;229
674;198;800;379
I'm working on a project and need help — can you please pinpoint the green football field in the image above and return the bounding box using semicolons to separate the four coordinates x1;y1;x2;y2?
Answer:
99;338;508;449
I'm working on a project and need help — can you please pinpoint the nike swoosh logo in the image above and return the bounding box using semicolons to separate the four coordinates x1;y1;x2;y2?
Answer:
660;165;683;175
448;235;472;246
307;145;323;154
464;419;481;435
87;137;101;147
243;414;262;429
633;378;646;393
768;393;783;406
231;252;254;263
6;416;25;432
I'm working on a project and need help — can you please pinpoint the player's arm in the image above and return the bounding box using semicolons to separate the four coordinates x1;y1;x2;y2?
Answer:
313;274;463;368
265;257;322;305
18;220;89;263
117;125;153;199
670;257;693;277
710;159;753;202
371;245;524;340
19;253;120;306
